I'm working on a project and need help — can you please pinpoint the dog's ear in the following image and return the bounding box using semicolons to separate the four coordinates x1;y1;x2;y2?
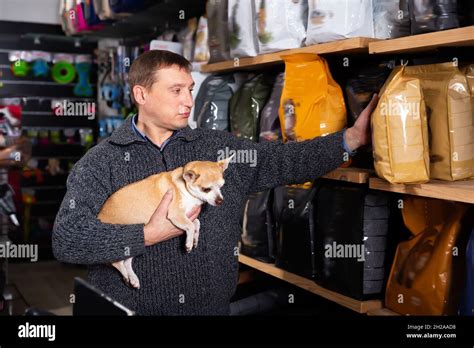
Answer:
218;154;235;171
183;170;200;183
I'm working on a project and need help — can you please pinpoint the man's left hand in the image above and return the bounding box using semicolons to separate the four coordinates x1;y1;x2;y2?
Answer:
344;93;379;152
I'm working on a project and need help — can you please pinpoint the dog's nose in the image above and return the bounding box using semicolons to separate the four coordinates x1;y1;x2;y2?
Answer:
215;197;223;205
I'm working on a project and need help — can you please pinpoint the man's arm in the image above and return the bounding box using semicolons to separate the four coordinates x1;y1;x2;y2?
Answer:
233;130;346;194
52;155;146;265
229;94;378;193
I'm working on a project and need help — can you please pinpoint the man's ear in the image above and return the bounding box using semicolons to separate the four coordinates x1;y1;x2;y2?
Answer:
183;170;200;183
218;153;235;171
132;85;146;105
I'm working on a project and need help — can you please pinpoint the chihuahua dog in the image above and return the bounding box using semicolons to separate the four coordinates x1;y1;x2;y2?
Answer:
97;155;234;289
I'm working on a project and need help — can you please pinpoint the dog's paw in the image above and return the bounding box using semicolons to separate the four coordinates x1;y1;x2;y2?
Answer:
185;243;193;253
128;274;140;289
193;239;198;248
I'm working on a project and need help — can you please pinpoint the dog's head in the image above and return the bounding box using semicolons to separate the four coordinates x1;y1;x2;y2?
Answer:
182;155;234;206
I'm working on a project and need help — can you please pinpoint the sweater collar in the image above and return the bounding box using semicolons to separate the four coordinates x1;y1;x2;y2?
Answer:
108;114;202;146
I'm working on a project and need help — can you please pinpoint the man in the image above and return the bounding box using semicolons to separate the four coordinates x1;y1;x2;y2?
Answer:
52;50;378;315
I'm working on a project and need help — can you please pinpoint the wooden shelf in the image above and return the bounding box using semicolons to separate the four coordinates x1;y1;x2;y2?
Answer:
201;37;377;73
367;307;401;316
322;167;373;184
369;178;474;204
238;254;382;314
369;26;474;54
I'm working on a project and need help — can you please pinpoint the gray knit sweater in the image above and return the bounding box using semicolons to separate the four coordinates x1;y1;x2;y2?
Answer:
52;115;346;315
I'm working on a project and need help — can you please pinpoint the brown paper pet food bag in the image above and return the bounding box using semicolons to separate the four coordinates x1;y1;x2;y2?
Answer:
385;197;468;315
462;64;474;178
372;65;430;184
279;53;346;142
403;63;473;181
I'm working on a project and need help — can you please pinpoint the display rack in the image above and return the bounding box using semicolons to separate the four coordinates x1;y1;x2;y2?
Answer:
229;27;473;314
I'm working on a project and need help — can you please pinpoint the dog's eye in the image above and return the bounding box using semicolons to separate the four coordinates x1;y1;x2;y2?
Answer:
201;187;211;193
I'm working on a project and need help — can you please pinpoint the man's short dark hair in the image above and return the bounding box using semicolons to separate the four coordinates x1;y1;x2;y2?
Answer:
128;50;192;105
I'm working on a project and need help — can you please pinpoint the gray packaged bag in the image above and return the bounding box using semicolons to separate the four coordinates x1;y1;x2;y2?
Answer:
409;0;459;34
373;0;410;39
207;0;231;63
194;74;235;131
256;0;307;53
229;0;259;57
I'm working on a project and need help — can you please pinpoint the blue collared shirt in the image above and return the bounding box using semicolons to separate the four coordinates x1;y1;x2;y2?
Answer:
132;114;177;152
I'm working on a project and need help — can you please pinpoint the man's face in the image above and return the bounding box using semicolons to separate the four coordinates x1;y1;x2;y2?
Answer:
138;65;195;130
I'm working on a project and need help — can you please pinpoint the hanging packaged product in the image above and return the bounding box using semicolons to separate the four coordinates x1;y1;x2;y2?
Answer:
408;0;459;35
74;55;93;97
31;51;52;78
371;65;430;184
8;51;33;77
193;16;210;63
373;0;410;39
84;0;103;27
403;63;473;181
93;0;132;20
385;196;469;315
255;0;307;54
305;0;374;45
279;53;346;142
194;74;235;131
52;53;77;84
59;0;77;36
207;0;231;63
259;72;284;142
228;0;259;58
229;74;274;142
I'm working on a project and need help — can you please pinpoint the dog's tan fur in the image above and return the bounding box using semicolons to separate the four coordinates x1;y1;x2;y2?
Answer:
97;157;232;289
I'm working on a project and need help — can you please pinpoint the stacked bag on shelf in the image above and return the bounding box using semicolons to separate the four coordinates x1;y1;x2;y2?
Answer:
208;0;473;63
229;73;274;141
228;0;307;58
372;62;473;184
460;227;474;316
279;54;346;141
408;0;459;34
272;54;346;277
385;197;471;315
306;0;375;44
238;73;284;262
313;181;394;300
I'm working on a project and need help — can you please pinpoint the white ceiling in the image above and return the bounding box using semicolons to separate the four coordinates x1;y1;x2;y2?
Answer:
0;0;61;25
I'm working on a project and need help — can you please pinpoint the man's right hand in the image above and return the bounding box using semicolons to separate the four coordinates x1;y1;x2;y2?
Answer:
143;190;200;246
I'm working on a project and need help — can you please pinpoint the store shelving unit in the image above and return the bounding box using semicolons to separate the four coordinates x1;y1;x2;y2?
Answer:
368;26;474;54
369;178;474;204
238;255;382;314
216;27;474;315
322;167;372;184
201;37;378;73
